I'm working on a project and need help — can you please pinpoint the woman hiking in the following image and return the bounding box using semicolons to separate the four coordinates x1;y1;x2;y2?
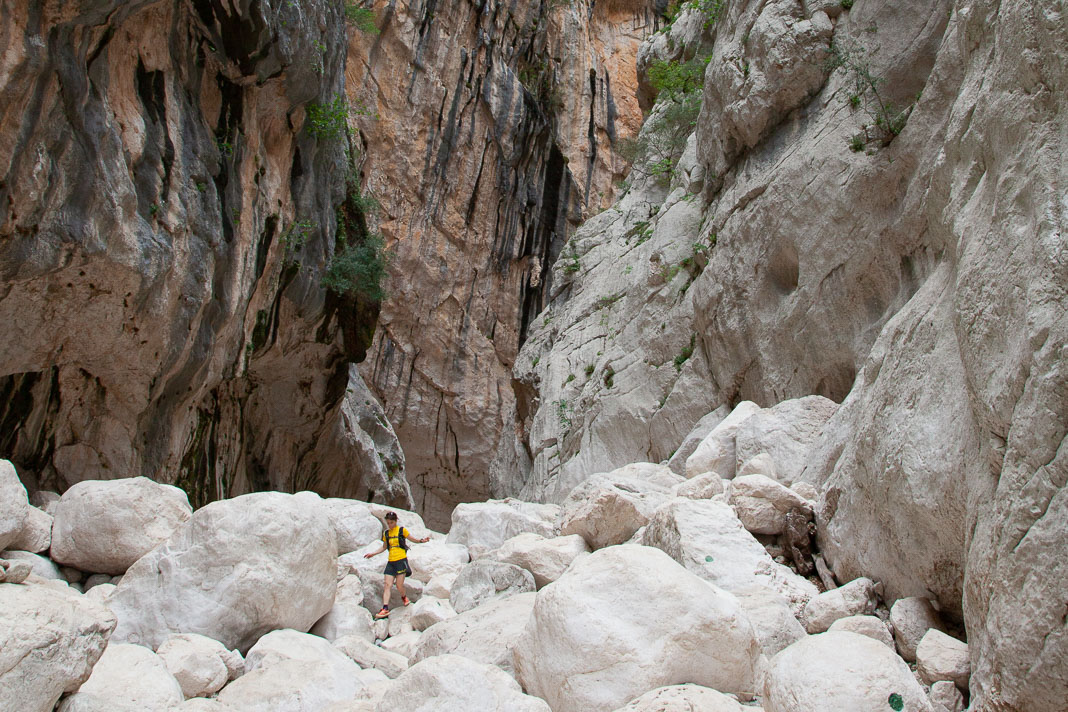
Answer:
363;511;429;619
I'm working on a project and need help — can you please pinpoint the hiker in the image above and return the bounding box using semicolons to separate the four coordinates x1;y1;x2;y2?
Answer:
363;511;429;619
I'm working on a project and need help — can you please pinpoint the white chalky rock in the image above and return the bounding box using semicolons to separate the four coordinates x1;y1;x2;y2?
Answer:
735;586;807;657
828;615;895;649
0;460;28;551
58;643;184;712
423;571;457;598
890;597;944;662
407;540;470;582
493;532;590;589
84;582;116;604
244;628;356;674
50;477;192;575
738;452;779;479
0;581;116;712
84;573;112;591
666;406;730;475
672;471;726;499
409;595;457;631
333;635;409;678
311;574;376;642
642;498;817;613
2;549;63;580
410;591;535;675
447;499;561;560
157;633;235;699
11;505;52;553
790;481;819;503
559;474;672;550
514;546;761;712
216;658;365;712
378;630;423;659
321;498;386;555
379;654;551;711
612;684;753;711
734;396;838;485
916;629;970;689
180;700;235;711
450;559;535;613
685;401;762;479
729;474;813;535
108;491;337;651
764;632;933;712
929;680;964;712
802;577;878;633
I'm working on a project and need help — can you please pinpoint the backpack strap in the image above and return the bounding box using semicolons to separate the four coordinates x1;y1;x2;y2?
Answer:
398;527;408;551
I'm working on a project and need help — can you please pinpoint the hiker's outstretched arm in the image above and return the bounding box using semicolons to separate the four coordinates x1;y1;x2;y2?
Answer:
363;543;387;558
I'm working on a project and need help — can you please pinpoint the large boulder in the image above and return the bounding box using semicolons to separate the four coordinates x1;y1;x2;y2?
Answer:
2;549;63;580
0;582;116;712
672;472;727;500
10;505;52;553
641;498;817;613
666;406;730;475
57;643;184;712
410;591;535;675
889;597;944;662
447;499;561;560
733;395;838;485
50;477;192;575
333;635;409;679
828;615;895;649
493;533;589;588
108;491;337;651
728;474;813;535
449;559;535;613
157;634;240;700
406;540;470;582
916;629;969;689
560;473;673;550
311;574;376;642
802;577;878;634
321;499;386;555
735;586;807;657
244;628;356;675
408;596;456;631
612;684;753;711
513;546;761;712
763;632;933;712
0;460;29;551
215;658;367;712
378;654;551;711
685;401;762;479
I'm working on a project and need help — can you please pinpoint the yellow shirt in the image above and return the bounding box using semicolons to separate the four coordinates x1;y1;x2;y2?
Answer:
383;526;410;562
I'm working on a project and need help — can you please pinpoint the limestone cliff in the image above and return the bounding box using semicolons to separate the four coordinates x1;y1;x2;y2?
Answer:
346;0;656;524
0;1;408;508
510;0;1067;709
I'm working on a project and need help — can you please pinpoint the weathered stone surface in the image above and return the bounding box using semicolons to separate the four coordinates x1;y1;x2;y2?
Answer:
30;490;60;516
84;583;116;605
216;658;365;712
450;559;535;614
493;532;590;589
156;634;233;700
764;632;932;712
108;492;337;651
729;474;813;535
735;586;807;658
447;499;561;560
245;629;357;675
10;505;52;553
889;597;944;662
514;546;761;712
0;460;28;551
378;654;551;711
828;615;895;649
734;396;838;485
686;402;763;479
408;596;456;632
929;680;964;712
642;498;817;613
321;499;386;556
737;452;779;479
406;540;470;583
612;684;753;712
334;635;408;679
378;630;423;660
0;581;116;712
410;591;535;676
802;577;878;634
0;558;32;584
423;572;458;600
311;574;375;643
50;477;191;575
672;472;726;500
2;549;63;581
667;407;730;475
58;643;184;712
916;629;969;690
560;473;673;550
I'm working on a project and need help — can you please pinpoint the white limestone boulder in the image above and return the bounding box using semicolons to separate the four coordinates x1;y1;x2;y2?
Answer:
410;591;535;675
180;700;235;711
734;396;838;485
666;406;730;475
2;549;63;580
321;498;385;555
641;498;817;613
612;684;753;711
738;452;779;479
802;577;878;633
50;477;192;575
492;532;589;588
423;571;457;598
407;539;470;582
378;630;423;658
311;574;375;642
929;680;964;712
450;559;535;613
672;471;726;499
729;474;813;535
559;475;671;550
157;633;238;699
378;654;551;711
108;491;337;651
409;595;456;631
245;628;358;674
735;586;807;657
685;401;762;479
333;635;409;678
916;629;970;689
828;615;895;649
513;546;761;712
58;643;184;712
447;499;560;560
216;658;365;712
764;632;932;712
0;460;28;551
84;582;116;605
890;597;944;662
10;505;52;553
790;481;818;503
0;581;116;712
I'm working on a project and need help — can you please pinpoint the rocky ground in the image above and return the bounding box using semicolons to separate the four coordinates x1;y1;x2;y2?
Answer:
2;419;974;711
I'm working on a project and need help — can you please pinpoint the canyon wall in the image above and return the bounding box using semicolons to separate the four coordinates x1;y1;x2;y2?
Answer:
0;0;409;508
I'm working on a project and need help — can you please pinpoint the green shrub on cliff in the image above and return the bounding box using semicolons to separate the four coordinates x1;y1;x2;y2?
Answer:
322;232;390;302
344;1;379;34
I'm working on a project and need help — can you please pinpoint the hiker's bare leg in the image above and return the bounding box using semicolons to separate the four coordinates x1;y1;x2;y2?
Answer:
395;573;406;599
382;574;395;608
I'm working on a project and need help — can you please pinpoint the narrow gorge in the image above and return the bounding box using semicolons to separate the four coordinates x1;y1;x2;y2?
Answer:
0;0;1065;711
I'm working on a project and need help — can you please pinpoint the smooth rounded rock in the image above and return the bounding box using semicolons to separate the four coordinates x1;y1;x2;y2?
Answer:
612;684;753;711
450;559;535;613
409;595;457;631
729;474;812;535
157;633;234;699
333;635;409;678
493;532;589;589
10;505;52;553
410;591;535;675
447;499;561;560
802;577;878;633
379;654;551;711
916;629;970;689
890;597;944;662
311;574;375;642
0;460;29;551
58;643;183;712
828;614;895;649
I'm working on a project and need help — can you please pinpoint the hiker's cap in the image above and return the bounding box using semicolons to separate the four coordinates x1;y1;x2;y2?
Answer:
385;511;398;520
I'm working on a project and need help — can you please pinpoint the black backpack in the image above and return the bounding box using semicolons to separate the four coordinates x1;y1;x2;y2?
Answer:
383;526;409;552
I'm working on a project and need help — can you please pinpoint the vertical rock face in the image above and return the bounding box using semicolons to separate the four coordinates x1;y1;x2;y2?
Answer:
0;1;408;507
346;0;655;525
